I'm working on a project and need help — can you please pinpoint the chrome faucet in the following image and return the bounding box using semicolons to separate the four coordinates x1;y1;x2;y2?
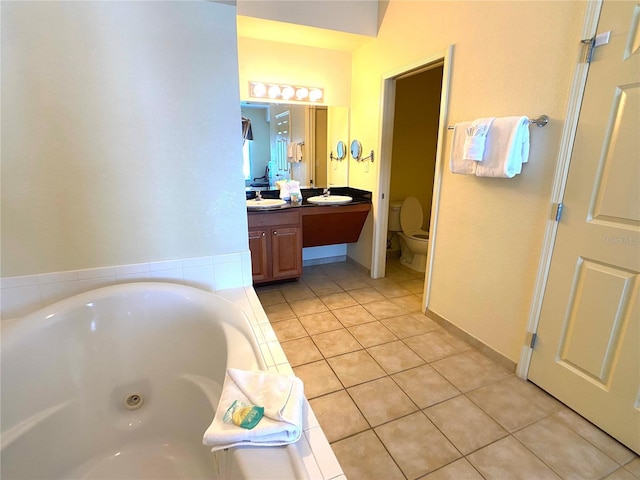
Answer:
255;190;263;201
323;188;330;197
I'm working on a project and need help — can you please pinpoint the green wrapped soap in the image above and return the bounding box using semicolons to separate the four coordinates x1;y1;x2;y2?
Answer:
223;400;264;429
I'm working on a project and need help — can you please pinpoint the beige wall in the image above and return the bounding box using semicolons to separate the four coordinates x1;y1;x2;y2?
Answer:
349;0;586;361
1;1;247;276
3;0;589;364
327;107;350;187
237;37;351;107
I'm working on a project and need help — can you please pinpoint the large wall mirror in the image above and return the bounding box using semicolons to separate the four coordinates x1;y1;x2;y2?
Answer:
241;102;349;190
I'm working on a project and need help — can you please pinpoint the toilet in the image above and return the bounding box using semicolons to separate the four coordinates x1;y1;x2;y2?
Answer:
389;197;429;272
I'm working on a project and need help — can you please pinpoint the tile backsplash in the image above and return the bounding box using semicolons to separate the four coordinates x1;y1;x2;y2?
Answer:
1;252;253;320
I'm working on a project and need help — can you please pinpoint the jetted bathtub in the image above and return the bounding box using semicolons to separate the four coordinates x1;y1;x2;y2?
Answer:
1;283;309;479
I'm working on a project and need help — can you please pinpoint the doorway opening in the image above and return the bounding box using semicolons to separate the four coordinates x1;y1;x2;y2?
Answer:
371;47;452;312
386;65;443;266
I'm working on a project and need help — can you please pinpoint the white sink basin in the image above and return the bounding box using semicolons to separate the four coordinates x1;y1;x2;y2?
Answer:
306;195;353;205
246;198;286;209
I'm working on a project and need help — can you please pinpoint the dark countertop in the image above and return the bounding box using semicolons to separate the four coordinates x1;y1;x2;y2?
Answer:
246;187;372;211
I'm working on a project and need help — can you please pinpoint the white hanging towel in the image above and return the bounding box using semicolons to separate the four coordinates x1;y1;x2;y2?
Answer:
203;369;305;452
463;117;495;161
475;116;530;178
449;121;478;175
286;143;303;163
295;143;303;162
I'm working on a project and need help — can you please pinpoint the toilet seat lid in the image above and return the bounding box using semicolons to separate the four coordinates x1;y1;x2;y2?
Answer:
400;196;423;232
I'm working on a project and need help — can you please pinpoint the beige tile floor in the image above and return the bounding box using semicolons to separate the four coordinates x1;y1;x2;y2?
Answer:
256;258;639;480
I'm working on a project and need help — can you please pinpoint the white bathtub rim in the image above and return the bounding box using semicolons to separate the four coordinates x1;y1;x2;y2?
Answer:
1;282;261;359
1;281;319;480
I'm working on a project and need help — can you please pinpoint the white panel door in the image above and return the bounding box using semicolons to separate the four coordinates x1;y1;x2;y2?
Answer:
528;0;640;453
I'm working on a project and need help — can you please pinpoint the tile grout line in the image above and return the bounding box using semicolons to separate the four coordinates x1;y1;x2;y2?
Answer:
258;261;639;480
280;276;464;480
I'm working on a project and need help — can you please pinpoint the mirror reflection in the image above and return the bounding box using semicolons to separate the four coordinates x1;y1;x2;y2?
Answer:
241;102;349;190
350;139;362;161
335;141;347;160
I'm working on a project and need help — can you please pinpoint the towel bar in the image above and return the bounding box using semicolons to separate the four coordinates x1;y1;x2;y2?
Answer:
447;115;548;130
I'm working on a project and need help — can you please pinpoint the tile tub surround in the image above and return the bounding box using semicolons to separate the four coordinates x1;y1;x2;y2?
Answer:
217;286;346;480
1;253;253;320
256;258;639;480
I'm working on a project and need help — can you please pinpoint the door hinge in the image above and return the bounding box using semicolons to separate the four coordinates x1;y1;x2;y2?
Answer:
552;202;564;222
581;31;611;63
526;332;538;349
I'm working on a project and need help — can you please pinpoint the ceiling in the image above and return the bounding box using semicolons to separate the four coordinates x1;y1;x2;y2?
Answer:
236;15;375;52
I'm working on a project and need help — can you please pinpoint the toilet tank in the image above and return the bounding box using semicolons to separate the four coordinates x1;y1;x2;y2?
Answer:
389;201;402;232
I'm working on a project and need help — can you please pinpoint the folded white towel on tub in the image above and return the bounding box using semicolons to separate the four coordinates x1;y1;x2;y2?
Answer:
450;121;478;175
203;368;304;451
475;116;530;178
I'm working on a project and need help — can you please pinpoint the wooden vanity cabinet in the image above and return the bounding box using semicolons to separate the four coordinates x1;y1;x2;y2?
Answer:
248;229;269;283
248;210;302;284
301;203;371;247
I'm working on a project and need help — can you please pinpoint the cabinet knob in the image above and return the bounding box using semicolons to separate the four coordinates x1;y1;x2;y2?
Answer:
273;231;278;235
262;232;266;237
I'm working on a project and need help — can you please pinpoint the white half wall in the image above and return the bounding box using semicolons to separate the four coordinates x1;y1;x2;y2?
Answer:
1;1;247;277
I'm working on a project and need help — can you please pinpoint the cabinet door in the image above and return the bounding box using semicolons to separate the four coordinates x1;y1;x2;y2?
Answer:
271;226;302;280
248;229;269;283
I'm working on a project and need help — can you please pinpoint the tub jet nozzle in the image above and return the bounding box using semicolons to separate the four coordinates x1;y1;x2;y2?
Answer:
124;394;144;410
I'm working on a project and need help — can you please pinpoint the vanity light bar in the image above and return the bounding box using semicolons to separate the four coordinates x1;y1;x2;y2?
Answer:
249;81;324;103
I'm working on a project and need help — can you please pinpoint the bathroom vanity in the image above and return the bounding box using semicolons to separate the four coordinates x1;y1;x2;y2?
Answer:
248;210;302;284
246;188;371;284
300;203;372;247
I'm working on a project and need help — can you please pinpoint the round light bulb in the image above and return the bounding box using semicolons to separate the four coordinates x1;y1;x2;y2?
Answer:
309;88;323;102
295;87;309;100
252;83;266;97
281;86;295;99
268;85;281;98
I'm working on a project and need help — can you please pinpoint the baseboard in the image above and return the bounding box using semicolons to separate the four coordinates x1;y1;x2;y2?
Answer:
345;256;371;275
386;249;401;259
303;255;347;267
426;309;517;373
